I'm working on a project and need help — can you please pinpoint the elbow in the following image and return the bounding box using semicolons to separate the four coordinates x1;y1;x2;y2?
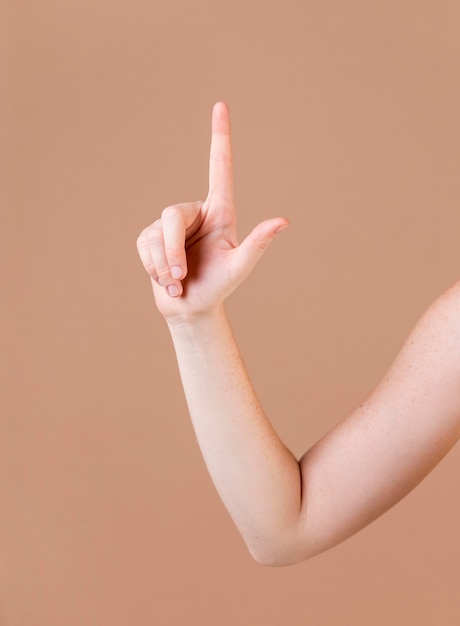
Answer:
247;541;308;567
247;532;328;566
251;553;295;567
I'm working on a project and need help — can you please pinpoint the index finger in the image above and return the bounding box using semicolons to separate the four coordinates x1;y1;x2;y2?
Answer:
207;102;234;205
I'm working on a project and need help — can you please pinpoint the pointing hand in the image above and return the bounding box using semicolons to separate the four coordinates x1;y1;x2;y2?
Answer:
136;102;289;322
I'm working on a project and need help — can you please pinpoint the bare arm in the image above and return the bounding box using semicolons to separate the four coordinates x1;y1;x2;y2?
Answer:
136;103;460;565
296;282;460;560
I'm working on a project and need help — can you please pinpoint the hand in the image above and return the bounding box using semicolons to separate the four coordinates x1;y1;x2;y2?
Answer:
136;102;289;322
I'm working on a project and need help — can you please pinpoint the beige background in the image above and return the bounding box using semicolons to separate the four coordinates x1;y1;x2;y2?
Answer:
2;0;460;624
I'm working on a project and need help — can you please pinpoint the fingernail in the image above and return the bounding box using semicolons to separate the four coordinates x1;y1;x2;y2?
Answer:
167;284;179;297
274;224;289;234
171;266;182;279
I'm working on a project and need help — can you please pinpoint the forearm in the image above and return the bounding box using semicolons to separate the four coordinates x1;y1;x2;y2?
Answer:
167;305;302;565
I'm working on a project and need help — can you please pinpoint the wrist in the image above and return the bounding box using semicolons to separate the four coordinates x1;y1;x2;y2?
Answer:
165;304;227;336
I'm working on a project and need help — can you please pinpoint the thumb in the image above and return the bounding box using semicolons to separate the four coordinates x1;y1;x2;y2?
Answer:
230;218;289;283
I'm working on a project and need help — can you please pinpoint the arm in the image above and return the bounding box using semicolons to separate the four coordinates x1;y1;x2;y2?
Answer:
136;103;460;566
167;307;303;565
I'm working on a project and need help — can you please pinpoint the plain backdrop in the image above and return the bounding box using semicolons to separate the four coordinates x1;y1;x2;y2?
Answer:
1;1;460;624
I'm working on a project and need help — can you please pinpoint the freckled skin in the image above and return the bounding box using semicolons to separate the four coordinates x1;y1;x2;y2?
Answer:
136;103;460;566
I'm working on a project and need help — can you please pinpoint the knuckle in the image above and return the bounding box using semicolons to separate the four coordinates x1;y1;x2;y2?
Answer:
138;219;160;238
144;262;157;276
146;225;163;244
137;227;151;243
161;205;181;220
155;267;172;286
210;152;232;162
255;238;271;252
165;245;183;257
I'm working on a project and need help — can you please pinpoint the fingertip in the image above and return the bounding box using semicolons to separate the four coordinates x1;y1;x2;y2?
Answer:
212;102;230;133
167;284;181;298
170;266;182;280
213;101;228;113
274;222;289;235
257;217;289;236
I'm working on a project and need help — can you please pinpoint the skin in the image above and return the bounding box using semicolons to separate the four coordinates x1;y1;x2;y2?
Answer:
136;102;460;566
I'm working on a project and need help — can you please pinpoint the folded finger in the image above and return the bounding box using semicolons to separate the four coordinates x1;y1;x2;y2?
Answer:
136;232;158;282
161;202;201;280
144;221;183;297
